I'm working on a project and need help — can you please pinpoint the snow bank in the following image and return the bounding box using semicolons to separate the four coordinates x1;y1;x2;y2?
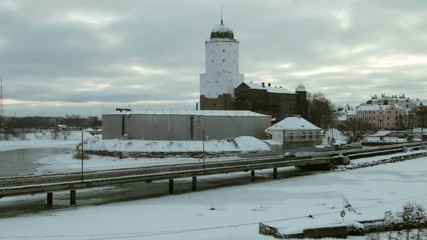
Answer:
83;136;271;154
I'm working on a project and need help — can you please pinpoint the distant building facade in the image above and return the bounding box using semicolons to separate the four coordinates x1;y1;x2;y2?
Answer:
199;21;308;121
348;94;422;130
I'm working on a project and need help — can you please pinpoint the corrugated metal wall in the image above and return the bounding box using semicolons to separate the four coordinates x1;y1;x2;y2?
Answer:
102;113;271;140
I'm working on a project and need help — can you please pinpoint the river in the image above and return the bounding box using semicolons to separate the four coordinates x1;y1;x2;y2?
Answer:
0;147;73;177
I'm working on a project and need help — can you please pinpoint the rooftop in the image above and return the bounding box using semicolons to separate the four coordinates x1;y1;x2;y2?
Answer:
244;82;292;94
267;116;321;130
105;110;269;117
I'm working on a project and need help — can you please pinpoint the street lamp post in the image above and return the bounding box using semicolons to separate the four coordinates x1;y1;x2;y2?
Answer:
283;129;286;156
81;130;84;182
202;129;205;170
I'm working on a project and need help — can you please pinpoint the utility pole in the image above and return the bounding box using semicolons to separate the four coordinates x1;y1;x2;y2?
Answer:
81;130;84;181
0;77;4;129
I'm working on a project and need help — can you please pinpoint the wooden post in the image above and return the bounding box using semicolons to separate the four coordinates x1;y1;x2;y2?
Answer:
70;190;76;205
169;179;174;194
251;170;255;182
273;168;278;179
192;176;197;191
47;192;53;206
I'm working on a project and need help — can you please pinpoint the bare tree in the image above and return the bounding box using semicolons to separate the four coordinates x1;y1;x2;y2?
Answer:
61;129;71;140
368;203;427;240
415;104;427;132
397;203;427;240
338;118;375;143
307;92;336;129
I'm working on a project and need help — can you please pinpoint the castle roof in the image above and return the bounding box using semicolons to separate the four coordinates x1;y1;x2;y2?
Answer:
210;21;235;40
296;82;306;92
243;82;292;94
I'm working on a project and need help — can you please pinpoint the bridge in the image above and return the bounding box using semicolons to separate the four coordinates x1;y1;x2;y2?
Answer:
0;142;425;206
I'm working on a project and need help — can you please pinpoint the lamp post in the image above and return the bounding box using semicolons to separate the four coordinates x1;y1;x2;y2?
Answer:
283;129;286;156
202;129;205;170
81;130;84;182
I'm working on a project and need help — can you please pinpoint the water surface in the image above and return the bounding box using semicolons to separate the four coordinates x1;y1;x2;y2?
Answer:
0;148;72;177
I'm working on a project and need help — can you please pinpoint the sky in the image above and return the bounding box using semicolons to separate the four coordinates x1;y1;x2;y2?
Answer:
1;0;426;117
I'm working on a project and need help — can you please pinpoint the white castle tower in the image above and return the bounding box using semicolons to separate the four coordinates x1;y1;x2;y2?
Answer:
199;19;244;110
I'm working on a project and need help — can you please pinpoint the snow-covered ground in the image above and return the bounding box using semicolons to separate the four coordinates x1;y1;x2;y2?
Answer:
2;155;427;239
1;131;427;239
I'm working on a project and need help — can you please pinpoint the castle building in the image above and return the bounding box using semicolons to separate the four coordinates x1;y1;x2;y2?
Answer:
199;20;308;121
199;19;244;110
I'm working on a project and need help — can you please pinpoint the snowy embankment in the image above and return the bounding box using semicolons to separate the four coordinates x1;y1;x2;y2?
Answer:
35;136;271;174
335;149;427;171
83;136;271;158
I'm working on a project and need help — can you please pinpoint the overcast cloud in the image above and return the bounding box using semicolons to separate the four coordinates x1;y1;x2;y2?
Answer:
1;0;426;117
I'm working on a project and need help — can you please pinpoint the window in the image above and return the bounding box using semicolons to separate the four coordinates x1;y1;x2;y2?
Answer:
222;59;226;62
222;49;226;52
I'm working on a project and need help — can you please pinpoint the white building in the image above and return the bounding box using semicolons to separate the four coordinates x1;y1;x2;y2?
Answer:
266;116;323;147
199;19;244;100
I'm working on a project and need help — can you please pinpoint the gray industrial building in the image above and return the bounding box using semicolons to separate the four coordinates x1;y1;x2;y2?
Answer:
102;110;271;140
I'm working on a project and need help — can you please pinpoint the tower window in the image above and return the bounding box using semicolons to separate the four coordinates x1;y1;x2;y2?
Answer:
222;50;226;52
222;59;226;62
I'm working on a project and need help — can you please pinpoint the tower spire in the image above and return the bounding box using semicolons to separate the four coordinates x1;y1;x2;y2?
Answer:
220;5;223;25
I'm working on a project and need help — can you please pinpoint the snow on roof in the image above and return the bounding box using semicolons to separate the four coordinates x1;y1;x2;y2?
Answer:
417;99;427;106
357;105;392;111
244;82;292;94
105;110;268;117
357;102;407;111
267;116;321;131
368;130;391;137
295;82;306;92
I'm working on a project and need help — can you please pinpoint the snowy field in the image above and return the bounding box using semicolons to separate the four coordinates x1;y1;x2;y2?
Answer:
1;131;427;239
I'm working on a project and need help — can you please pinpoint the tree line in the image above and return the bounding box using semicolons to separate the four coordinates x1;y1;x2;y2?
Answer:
0;115;101;140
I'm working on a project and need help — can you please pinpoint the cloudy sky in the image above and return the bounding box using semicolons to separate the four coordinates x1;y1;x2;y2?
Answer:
1;0;426;117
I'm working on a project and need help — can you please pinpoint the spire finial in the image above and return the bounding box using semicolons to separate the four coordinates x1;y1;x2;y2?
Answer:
220;5;223;25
